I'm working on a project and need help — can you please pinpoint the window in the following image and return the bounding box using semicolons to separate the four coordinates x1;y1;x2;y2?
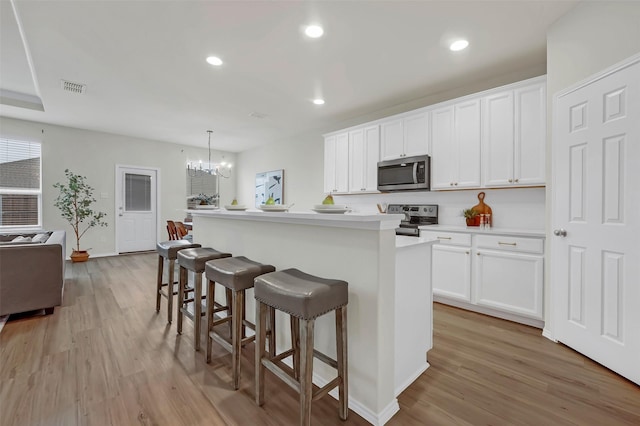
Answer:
0;138;42;229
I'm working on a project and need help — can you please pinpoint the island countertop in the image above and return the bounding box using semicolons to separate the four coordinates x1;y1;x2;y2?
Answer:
188;208;404;230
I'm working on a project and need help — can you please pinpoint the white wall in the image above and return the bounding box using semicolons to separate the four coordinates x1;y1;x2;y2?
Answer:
544;1;640;326
237;66;547;213
0;116;237;257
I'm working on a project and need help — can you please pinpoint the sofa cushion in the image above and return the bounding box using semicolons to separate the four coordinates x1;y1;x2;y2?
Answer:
32;233;51;243
12;236;32;243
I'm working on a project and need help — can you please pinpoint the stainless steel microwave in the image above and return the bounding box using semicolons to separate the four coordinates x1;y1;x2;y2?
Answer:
377;155;430;191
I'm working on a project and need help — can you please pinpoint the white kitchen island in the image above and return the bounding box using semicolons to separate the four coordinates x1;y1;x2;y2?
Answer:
190;209;435;426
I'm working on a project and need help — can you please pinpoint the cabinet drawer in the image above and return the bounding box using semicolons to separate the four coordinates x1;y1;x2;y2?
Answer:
421;230;471;246
475;235;543;254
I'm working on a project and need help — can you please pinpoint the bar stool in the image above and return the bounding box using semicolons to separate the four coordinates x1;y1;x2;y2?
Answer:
176;247;231;351
254;268;349;426
156;240;201;324
204;256;276;389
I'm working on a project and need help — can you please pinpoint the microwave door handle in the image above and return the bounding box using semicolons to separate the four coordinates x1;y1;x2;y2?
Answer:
412;162;418;183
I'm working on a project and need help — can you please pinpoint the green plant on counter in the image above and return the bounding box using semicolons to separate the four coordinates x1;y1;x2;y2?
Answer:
192;193;217;205
53;169;108;252
462;208;478;219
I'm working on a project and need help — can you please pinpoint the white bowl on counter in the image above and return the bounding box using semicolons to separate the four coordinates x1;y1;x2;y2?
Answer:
313;204;347;210
224;205;247;211
258;204;291;212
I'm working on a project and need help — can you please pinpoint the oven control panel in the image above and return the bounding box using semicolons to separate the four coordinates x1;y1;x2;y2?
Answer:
388;204;438;218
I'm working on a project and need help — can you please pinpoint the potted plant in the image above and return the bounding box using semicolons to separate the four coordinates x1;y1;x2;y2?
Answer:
53;169;108;262
462;208;479;227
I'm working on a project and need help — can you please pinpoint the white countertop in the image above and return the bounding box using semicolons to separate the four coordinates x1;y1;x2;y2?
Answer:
396;235;438;248
419;224;546;238
188;208;404;231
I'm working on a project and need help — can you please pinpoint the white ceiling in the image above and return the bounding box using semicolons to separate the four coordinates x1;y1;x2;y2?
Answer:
0;0;578;152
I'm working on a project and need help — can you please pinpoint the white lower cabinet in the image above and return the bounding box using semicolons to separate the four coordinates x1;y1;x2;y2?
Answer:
432;244;471;301
423;229;544;325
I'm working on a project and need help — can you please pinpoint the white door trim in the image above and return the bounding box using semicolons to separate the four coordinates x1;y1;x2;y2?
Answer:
114;164;161;253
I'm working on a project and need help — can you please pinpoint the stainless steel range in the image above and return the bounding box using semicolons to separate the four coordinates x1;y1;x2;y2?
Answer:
388;204;438;236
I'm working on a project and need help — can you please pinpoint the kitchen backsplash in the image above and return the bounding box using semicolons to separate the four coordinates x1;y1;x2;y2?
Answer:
333;187;545;230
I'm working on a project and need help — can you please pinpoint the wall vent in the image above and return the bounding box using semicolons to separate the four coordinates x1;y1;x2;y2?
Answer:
249;111;266;119
61;80;86;94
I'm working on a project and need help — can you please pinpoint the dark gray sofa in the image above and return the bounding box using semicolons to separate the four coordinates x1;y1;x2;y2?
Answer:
0;230;66;316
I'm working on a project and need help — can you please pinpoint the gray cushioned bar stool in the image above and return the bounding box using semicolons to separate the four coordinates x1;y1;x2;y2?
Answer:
156;240;201;324
254;268;348;426
205;256;276;389
177;247;231;351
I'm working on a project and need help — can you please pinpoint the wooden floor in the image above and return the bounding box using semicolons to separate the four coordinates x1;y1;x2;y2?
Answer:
0;253;638;425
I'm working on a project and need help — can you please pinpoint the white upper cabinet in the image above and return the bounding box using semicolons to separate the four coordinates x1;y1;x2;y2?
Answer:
323;132;349;194
348;125;380;193
483;81;546;187
431;99;481;189
380;111;428;160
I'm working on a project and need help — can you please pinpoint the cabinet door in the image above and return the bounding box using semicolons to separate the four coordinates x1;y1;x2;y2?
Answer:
432;244;471;301
335;133;349;193
323;136;337;193
454;99;481;188
363;125;380;192
403;112;428;158
483;91;515;187
475;250;543;319
514;83;545;185
430;106;455;189
348;129;365;192
380;119;403;160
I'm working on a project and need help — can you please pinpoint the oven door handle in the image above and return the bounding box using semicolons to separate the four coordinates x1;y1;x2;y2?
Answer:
412;162;418;183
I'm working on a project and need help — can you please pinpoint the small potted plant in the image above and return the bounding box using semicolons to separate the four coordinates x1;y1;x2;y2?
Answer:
462;208;479;227
53;169;108;262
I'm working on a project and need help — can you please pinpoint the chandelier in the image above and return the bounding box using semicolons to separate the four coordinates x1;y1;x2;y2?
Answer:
187;130;232;178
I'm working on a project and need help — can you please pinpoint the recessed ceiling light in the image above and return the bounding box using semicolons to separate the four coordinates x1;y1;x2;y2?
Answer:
449;39;469;52
206;56;223;66
305;25;324;38
313;99;325;105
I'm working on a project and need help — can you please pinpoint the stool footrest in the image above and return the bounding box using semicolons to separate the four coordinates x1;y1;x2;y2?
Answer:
261;358;301;393
313;377;342;402
211;316;231;327
313;349;338;369
270;348;295;364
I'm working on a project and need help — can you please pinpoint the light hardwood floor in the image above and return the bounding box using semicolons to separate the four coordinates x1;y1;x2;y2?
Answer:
0;253;638;425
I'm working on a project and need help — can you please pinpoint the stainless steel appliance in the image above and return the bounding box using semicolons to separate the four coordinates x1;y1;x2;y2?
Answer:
377;155;430;192
388;204;438;236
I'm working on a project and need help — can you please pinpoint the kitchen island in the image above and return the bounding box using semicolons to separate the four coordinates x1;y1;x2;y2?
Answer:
190;209;435;425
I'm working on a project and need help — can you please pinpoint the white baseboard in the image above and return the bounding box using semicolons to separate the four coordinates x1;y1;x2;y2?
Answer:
282;358;399;425
433;296;545;329
395;362;429;397
542;327;557;342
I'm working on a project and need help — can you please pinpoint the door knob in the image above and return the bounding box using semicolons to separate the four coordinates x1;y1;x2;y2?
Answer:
553;229;567;237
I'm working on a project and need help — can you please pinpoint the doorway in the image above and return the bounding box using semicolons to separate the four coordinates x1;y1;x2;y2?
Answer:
115;165;158;253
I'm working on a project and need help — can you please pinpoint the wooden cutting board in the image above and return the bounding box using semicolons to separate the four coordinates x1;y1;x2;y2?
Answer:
471;192;492;225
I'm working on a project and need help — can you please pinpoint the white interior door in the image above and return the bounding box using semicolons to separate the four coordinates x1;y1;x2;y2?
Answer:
552;55;640;385
116;166;158;253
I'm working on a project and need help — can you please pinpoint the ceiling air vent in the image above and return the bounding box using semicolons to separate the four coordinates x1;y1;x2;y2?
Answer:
61;80;86;94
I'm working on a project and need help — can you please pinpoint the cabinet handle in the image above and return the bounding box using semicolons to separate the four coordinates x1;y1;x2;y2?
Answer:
515;179;519;183
508;178;513;183
477;252;481;256
465;251;469;255
454;182;458;186
498;241;517;246
437;236;452;240
450;182;454;186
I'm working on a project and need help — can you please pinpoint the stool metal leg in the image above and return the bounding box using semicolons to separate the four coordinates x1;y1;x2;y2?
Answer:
167;259;176;324
156;255;164;312
232;289;244;390
299;318;315;426
336;306;348;420
177;266;187;334
194;272;203;351
255;300;268;406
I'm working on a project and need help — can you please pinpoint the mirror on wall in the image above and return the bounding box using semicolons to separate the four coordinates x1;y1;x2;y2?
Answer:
186;170;219;208
255;169;284;207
